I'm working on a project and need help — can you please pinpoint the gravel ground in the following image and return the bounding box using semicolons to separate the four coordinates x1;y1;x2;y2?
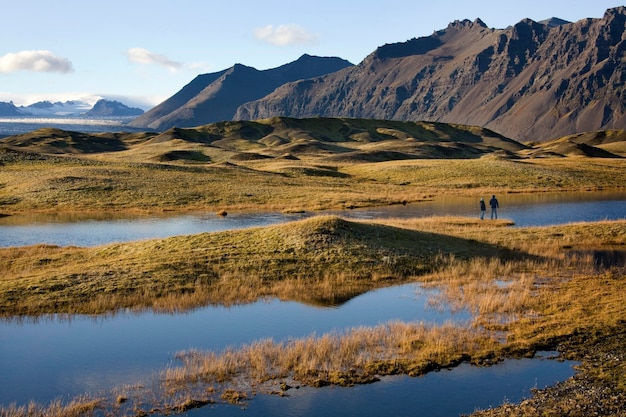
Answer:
467;325;626;417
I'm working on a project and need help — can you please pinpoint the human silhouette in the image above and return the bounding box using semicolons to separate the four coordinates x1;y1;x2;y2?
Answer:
489;195;499;219
479;198;486;220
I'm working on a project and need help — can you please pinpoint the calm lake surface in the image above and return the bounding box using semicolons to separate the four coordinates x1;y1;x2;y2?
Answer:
1;190;622;414
1;284;471;409
1;190;625;248
0;284;578;417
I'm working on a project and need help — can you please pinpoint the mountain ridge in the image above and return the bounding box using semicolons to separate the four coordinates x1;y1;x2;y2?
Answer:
129;7;626;142
0;99;144;117
129;54;354;130
235;7;626;142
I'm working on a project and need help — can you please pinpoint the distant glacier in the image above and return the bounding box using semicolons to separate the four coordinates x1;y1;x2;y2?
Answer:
0;116;145;137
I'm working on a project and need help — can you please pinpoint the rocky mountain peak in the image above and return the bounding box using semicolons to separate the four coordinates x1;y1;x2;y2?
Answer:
135;7;626;142
234;7;626;142
85;99;144;117
130;55;353;130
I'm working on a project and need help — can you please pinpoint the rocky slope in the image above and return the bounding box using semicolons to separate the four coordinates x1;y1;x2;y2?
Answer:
235;7;626;142
129;54;353;130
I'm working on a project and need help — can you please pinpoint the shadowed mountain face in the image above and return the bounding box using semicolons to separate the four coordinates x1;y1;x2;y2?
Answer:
234;7;626;142
85;99;144;117
129;54;353;131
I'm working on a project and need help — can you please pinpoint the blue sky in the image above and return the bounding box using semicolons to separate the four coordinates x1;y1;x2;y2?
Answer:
0;1;622;109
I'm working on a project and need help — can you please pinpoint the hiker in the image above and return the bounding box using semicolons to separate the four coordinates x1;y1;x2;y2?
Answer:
479;197;486;220
489;194;499;219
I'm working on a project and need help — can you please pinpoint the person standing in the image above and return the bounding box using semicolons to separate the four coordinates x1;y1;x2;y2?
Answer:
479;197;486;220
489;195;499;219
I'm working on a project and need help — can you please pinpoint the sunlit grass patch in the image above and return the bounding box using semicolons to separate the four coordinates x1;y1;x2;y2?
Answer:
0;396;101;417
162;321;500;396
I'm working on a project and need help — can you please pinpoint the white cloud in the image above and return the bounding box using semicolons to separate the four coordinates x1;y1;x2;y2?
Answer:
186;61;214;73
0;50;74;74
254;24;317;46
127;48;182;72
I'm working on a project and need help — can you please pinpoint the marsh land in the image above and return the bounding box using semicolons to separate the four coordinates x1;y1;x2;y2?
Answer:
0;118;625;416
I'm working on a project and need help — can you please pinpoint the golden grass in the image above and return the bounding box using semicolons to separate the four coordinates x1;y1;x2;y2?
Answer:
1;216;625;415
162;321;498;392
0;215;505;316
153;219;625;410
1;142;625;214
2;121;625;415
0;397;101;417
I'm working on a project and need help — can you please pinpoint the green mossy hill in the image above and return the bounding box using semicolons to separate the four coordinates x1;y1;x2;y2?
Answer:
129;215;511;281
528;129;626;158
125;117;532;159
0;118;530;159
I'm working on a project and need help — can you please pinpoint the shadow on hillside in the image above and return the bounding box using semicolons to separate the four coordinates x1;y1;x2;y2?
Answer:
281;217;547;307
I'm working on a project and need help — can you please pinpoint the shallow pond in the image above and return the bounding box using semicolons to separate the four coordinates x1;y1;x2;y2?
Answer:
0;190;625;248
0;284;467;407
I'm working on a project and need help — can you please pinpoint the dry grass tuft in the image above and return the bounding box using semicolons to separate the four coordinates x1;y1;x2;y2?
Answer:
0;397;101;417
162;321;499;397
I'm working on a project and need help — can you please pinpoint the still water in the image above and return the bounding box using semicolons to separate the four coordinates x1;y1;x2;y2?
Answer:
1;284;465;406
0;284;578;417
1;190;625;248
177;354;575;417
1;191;622;415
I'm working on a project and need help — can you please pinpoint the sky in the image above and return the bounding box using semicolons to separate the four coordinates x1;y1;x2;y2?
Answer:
0;1;622;110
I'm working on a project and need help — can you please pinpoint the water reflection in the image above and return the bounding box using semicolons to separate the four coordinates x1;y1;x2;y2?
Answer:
0;211;309;247
175;353;576;417
339;190;626;227
1;191;619;413
0;190;624;247
0;284;466;407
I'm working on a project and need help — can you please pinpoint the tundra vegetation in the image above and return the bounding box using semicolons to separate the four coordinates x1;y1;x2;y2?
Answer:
0;118;625;416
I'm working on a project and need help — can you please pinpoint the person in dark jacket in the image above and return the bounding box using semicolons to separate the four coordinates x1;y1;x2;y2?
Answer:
479;197;486;220
489;195;499;219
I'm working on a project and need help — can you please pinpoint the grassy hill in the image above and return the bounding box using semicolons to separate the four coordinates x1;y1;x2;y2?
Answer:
0;215;515;315
3;118;624;162
0;118;625;214
0;119;625;416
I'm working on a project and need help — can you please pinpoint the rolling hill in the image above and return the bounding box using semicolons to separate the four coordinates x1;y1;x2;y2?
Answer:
2;118;624;163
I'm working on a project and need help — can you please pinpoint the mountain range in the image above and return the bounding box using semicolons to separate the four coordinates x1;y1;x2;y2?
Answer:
0;99;144;118
132;7;626;142
129;54;353;130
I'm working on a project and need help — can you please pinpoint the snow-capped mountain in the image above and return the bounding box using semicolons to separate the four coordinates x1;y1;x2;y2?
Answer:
18;100;95;116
